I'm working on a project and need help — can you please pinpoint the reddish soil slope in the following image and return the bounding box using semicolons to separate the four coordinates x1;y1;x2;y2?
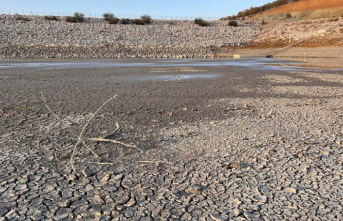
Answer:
266;0;343;14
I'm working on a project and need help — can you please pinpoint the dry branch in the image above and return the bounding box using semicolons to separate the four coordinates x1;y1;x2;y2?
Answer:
41;90;60;120
70;95;117;172
88;137;143;153
138;160;173;165
40;92;140;172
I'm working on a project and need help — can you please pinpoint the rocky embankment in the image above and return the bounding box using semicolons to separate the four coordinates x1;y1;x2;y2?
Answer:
0;15;260;58
254;17;343;43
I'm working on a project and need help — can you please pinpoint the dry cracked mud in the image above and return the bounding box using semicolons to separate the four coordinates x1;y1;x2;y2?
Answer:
1;59;343;220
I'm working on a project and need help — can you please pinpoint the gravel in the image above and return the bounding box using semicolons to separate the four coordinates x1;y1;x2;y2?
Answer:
0;15;260;58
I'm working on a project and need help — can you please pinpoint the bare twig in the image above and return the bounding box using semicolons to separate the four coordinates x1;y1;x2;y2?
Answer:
138;160;173;165
41;92;139;172
88;162;116;165
102;122;120;139
82;140;99;159
41;91;60;120
57;106;63;118
88;137;142;153
70;95;117;172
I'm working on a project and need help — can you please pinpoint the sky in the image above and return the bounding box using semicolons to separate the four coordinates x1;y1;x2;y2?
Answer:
0;0;273;19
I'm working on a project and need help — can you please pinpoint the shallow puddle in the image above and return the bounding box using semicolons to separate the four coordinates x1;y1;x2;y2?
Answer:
72;73;221;84
0;58;341;72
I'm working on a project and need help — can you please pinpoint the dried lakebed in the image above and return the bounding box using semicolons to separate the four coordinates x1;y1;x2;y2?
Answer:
1;59;343;220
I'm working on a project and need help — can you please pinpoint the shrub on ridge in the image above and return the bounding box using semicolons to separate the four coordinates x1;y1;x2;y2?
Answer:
66;12;84;23
228;20;238;27
121;18;130;24
103;12;114;21
141;14;152;24
194;18;208;27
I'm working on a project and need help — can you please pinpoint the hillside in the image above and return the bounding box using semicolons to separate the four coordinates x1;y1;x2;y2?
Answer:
265;0;343;15
221;0;299;20
256;0;343;20
222;0;343;21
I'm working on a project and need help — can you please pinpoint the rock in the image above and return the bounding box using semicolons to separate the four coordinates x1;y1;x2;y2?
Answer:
297;152;304;158
58;200;70;208
82;169;95;177
232;198;242;206
229;163;240;169
70;200;88;208
229;209;240;217
31;214;45;220
142;189;154;196
284;187;297;194
116;205;125;211
15;183;28;191
244;211;260;219
93;195;104;204
247;205;259;210
254;195;267;203
320;151;329;157
0;207;8;217
5;209;18;220
55;208;72;220
123;196;136;207
210;213;225;221
317;29;327;35
100;174;110;183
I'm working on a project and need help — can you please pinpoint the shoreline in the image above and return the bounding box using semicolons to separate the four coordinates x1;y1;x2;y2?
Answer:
2;45;343;62
0;45;214;59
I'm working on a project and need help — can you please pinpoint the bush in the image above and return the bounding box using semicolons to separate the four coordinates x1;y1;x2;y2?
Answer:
141;14;152;24
108;17;119;24
103;12;114;21
221;15;237;20
66;16;77;23
131;19;145;25
66;12;84;23
44;16;58;21
286;13;292;18
15;15;31;21
194;18;208;27
73;12;84;22
121;18;130;24
228;20;238;27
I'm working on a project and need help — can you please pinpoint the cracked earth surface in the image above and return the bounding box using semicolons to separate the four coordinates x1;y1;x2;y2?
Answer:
1;59;343;220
